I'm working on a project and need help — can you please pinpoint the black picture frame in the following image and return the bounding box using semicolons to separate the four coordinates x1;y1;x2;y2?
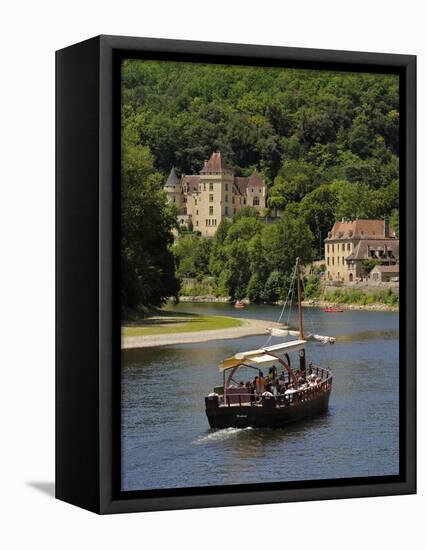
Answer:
56;35;416;514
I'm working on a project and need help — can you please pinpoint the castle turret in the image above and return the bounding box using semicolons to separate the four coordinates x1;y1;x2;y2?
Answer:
164;167;182;206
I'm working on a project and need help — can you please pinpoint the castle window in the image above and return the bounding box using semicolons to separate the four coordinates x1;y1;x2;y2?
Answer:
194;199;197;205
225;195;228;202
225;183;228;191
342;243;345;251
209;183;213;191
183;197;187;203
209;206;213;215
243;198;246;205
203;183;206;191
337;256;340;265
253;196;260;206
232;196;235;204
183;207;187;215
332;244;334;253
196;210;199;215
332;257;334;265
225;206;228;215
327;257;330;265
342;256;344;265
209;194;214;202
196;221;198;226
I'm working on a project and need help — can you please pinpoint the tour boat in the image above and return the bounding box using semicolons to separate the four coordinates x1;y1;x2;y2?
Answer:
323;307;344;313
234;300;245;309
205;258;334;429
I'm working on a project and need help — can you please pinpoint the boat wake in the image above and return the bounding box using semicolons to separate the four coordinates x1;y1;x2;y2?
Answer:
194;427;253;444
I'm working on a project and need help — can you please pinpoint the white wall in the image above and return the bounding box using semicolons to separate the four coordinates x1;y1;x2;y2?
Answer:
0;1;423;548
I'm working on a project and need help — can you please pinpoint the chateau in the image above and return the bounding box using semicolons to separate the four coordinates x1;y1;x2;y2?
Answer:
164;151;267;237
324;219;399;282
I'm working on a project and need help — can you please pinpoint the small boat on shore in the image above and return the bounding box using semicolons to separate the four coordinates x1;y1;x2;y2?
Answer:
205;258;334;429
323;307;344;313
234;300;245;309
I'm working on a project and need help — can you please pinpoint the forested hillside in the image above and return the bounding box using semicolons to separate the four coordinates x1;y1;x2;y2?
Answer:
121;60;400;307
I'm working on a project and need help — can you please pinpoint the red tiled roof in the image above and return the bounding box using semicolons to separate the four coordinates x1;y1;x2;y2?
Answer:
181;175;200;194
200;151;233;174
248;170;264;187
325;219;397;240
234;176;249;195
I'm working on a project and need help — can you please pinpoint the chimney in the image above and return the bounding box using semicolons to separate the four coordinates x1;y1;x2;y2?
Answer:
384;217;389;238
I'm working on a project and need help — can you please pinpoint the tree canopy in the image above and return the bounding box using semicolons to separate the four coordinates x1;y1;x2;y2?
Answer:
121;59;399;304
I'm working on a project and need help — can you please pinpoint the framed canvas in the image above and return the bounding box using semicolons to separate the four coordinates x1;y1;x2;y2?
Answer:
56;35;416;514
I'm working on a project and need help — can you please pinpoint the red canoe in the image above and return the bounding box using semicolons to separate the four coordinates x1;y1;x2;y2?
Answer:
323;307;344;313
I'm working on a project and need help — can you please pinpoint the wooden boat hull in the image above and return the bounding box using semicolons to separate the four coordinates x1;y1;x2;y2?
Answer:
205;388;331;429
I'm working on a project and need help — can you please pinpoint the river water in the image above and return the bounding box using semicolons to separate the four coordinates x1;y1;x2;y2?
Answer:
121;303;399;491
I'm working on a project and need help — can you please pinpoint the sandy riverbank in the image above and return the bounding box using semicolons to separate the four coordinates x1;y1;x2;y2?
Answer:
122;317;284;350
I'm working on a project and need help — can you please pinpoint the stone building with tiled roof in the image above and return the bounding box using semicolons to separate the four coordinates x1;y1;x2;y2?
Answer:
370;264;399;282
164;151;267;237
324;219;399;282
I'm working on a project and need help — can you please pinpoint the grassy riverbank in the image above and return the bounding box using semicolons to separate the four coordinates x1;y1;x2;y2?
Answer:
321;288;399;308
122;311;241;337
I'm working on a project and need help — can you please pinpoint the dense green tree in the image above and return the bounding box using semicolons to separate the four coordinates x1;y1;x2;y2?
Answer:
246;273;264;303
121;126;179;311
262;215;314;275
121;60;400;304
261;271;285;302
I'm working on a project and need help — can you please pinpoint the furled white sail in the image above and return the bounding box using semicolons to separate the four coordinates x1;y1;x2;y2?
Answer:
267;327;335;344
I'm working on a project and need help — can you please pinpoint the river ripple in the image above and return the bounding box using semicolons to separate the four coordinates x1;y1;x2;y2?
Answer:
122;304;399;491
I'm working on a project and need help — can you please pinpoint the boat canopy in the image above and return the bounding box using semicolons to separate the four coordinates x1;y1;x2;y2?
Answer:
219;339;307;372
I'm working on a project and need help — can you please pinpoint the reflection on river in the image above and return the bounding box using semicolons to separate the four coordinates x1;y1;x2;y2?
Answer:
121;304;399;491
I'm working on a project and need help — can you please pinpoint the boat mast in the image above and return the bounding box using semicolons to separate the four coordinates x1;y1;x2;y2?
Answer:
296;257;304;339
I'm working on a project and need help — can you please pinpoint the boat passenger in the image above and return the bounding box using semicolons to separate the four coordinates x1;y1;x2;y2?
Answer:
269;365;277;379
257;372;266;394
